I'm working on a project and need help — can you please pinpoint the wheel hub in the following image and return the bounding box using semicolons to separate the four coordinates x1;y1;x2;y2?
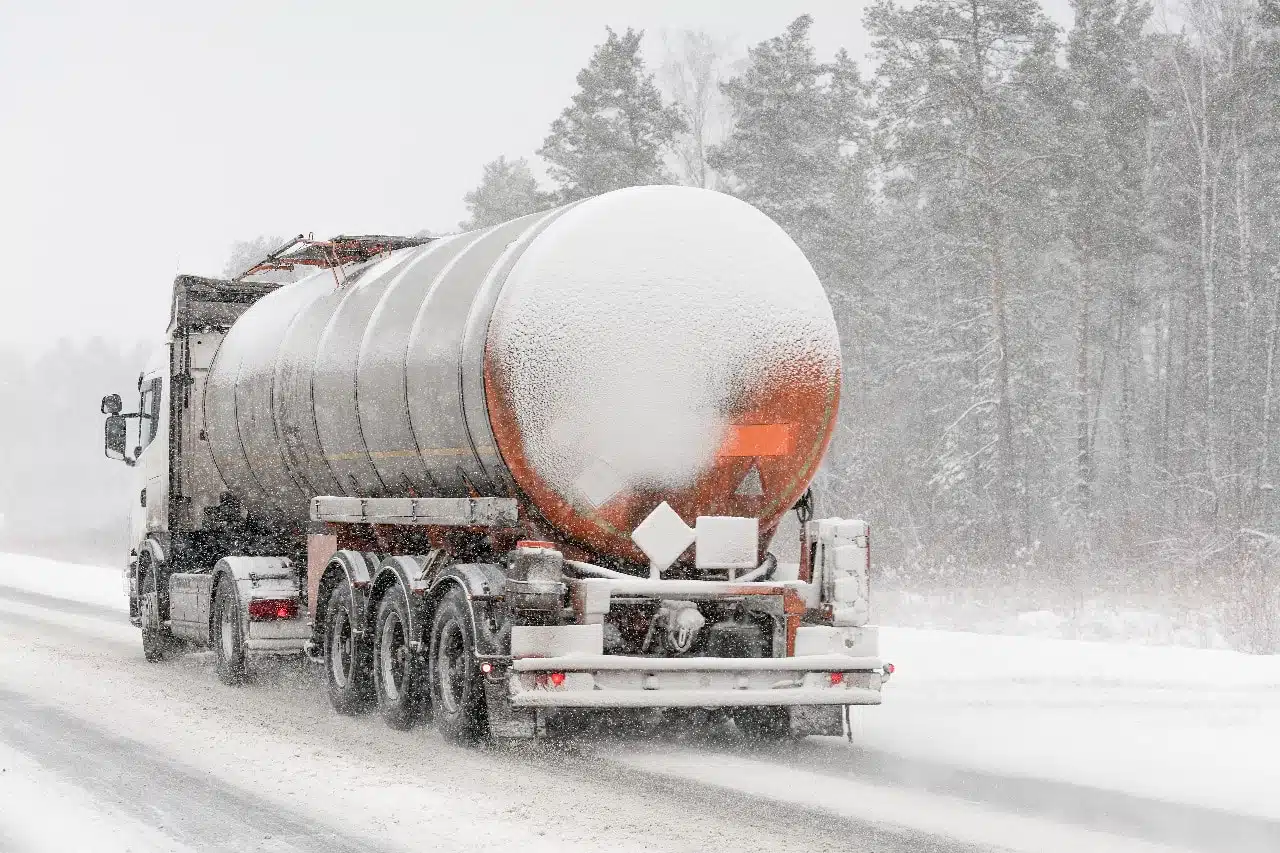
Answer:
330;612;353;688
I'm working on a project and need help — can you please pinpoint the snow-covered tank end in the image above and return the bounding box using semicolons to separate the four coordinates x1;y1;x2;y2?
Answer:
484;186;841;564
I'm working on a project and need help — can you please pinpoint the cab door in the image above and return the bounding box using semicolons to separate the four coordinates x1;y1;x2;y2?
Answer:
134;373;167;533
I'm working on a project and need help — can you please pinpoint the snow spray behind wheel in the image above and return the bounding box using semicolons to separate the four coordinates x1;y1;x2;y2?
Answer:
203;186;842;565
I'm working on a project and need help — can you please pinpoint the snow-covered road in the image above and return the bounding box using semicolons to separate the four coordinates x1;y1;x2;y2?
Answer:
0;553;1276;853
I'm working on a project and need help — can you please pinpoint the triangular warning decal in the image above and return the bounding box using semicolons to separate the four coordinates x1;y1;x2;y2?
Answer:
735;462;764;497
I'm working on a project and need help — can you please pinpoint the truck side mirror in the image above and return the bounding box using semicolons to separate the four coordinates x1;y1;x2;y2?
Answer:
104;414;134;466
101;393;123;415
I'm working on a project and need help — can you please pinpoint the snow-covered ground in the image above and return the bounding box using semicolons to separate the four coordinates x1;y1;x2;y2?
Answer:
0;552;1277;852
878;587;1237;649
859;626;1280;820
0;552;126;612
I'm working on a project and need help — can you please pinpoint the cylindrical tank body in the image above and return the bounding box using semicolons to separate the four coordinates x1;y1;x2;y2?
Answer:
203;186;841;564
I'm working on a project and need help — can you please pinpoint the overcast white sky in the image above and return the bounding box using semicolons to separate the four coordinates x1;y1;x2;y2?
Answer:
0;0;1076;353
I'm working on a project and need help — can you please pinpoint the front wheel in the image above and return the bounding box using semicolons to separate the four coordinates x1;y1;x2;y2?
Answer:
140;559;178;662
429;585;487;743
324;582;372;715
211;578;248;685
373;584;425;730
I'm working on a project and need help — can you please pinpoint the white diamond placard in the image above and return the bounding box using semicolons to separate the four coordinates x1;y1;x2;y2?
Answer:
631;501;695;571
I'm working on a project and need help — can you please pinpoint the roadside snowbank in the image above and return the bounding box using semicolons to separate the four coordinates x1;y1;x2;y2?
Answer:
878;588;1234;650
858;626;1280;820
0;553;125;612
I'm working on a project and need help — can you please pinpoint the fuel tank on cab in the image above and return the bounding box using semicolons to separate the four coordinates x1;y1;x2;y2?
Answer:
203;186;842;565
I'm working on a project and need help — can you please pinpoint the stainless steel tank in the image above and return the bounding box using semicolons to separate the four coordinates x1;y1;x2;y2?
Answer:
203;186;843;562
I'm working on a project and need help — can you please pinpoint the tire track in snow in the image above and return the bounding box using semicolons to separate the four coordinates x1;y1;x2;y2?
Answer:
599;737;1280;853
788;739;1280;853
0;688;396;853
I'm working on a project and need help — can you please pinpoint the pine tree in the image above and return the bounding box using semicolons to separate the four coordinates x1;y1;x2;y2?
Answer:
460;156;552;230
538;27;686;201
711;16;865;246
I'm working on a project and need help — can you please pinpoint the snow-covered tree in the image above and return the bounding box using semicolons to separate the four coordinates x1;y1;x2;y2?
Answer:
538;27;686;201
460;156;552;230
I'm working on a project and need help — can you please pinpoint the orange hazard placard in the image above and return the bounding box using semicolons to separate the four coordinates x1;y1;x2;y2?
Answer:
718;423;794;457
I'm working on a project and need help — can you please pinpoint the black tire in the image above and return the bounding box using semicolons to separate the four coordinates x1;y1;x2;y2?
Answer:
373;584;425;730
429;585;487;743
211;578;248;685
324;582;372;715
140;559;177;662
734;707;793;742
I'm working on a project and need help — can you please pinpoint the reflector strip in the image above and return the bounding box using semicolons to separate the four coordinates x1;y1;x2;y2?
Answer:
718;424;793;457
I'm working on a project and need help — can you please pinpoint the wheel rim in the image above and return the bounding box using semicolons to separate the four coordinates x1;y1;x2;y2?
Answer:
379;612;407;701
219;603;235;661
435;619;467;714
330;609;353;688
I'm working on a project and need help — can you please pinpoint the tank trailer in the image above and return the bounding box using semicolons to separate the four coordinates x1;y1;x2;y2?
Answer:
101;186;890;741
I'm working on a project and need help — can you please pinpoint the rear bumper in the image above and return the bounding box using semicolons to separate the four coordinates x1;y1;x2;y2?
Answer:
508;653;884;709
509;686;882;708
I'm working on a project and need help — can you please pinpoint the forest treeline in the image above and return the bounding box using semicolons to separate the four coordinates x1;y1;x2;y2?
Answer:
460;0;1280;649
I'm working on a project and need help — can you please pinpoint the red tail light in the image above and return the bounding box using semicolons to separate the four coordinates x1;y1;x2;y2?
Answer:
549;671;566;687
828;672;845;686
248;598;298;621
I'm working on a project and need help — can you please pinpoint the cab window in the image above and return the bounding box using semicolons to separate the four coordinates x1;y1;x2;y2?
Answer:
138;377;162;449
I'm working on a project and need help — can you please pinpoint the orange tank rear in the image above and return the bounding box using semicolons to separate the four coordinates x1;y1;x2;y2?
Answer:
481;186;842;568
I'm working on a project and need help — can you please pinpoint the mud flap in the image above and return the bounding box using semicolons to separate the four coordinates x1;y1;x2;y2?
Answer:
484;677;540;739
789;704;843;738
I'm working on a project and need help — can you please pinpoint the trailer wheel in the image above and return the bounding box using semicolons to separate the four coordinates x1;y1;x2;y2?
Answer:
324;582;372;715
212;578;248;685
373;584;424;730
734;707;792;743
429;585;487;743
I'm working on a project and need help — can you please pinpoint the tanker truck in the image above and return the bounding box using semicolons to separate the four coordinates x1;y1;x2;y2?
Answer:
99;185;890;742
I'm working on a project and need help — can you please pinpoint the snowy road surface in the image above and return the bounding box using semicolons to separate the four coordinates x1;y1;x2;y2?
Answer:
0;554;1277;853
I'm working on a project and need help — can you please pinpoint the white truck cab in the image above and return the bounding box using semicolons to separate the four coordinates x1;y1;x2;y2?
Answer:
131;346;170;545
